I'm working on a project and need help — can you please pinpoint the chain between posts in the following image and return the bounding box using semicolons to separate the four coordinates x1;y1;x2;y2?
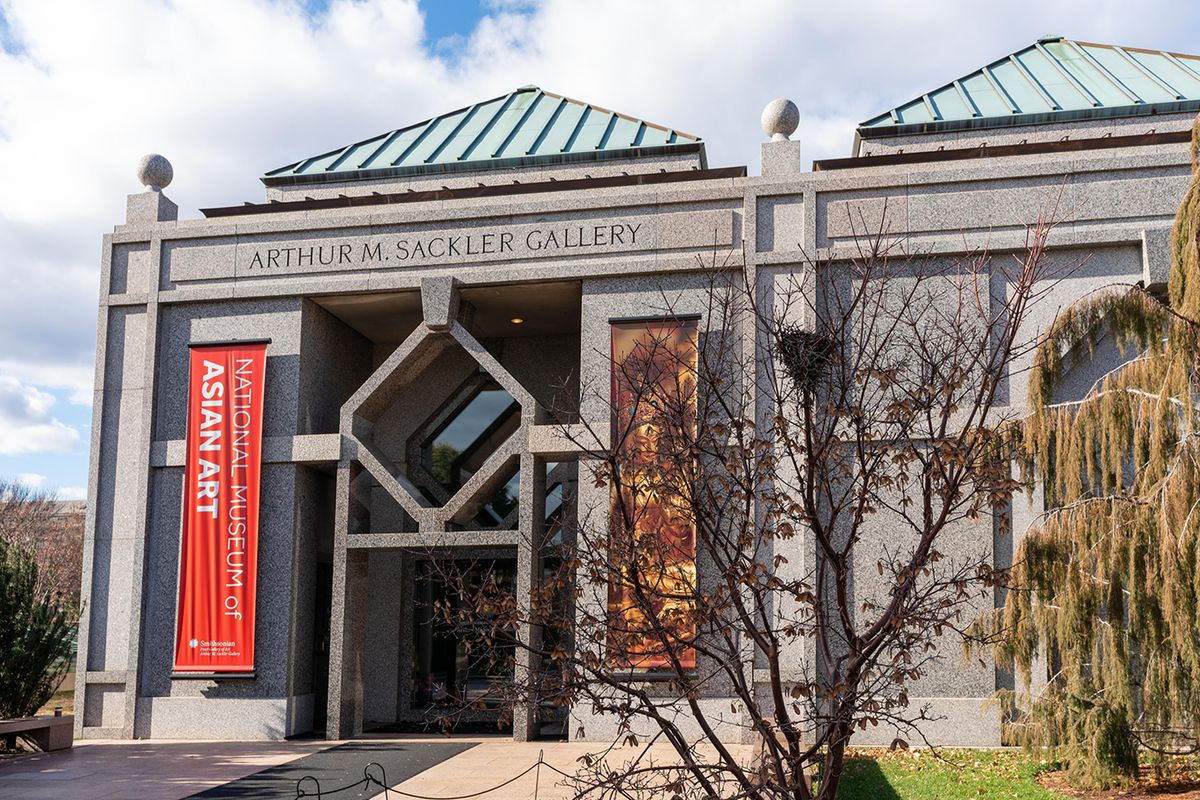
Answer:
295;762;389;799
295;750;567;800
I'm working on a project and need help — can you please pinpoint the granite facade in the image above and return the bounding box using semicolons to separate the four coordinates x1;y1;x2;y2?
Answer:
77;118;1191;748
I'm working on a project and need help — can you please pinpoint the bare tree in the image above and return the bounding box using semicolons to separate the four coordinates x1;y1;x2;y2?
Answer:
425;200;1071;799
0;479;84;604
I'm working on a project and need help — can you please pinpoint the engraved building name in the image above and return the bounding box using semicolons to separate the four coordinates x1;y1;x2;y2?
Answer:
164;210;734;283
246;221;645;271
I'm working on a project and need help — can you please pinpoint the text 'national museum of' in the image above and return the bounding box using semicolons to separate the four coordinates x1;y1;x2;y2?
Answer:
78;36;1200;743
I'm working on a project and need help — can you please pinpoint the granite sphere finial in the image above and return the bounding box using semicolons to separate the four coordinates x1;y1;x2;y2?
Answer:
136;153;173;192
761;98;800;142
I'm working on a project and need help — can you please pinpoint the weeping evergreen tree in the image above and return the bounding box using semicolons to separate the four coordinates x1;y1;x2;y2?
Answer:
988;114;1200;788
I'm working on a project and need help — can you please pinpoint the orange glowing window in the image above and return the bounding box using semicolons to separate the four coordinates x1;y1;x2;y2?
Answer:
607;318;698;671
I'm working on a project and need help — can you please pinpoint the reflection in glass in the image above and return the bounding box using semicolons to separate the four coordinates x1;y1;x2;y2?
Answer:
421;380;521;525
423;383;520;491
411;559;516;711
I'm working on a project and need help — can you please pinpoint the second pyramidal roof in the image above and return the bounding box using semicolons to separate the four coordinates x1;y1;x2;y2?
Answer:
265;85;703;187
860;35;1200;136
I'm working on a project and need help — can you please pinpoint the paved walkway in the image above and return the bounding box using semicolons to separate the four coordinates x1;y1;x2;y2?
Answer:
0;739;334;800
389;741;614;800
0;736;748;799
389;740;754;800
191;739;476;799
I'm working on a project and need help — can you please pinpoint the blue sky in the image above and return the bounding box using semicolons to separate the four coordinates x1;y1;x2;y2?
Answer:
418;0;489;45
0;7;11;51
0;0;500;499
2;0;1200;500
305;0;491;44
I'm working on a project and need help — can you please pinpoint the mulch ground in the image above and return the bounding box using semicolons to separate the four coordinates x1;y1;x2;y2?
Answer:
1040;767;1200;798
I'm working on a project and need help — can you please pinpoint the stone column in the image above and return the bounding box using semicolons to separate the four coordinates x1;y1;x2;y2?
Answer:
512;453;547;741
76;155;177;740
364;550;404;723
759;98;803;178
326;462;369;739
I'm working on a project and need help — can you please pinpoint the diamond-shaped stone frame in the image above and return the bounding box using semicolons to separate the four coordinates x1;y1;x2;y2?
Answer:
339;278;539;531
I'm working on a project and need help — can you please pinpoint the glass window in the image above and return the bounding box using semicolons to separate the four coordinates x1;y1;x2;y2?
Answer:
607;319;699;671
422;381;520;493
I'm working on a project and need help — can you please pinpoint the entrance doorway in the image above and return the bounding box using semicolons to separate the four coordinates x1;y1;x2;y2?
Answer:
411;557;517;729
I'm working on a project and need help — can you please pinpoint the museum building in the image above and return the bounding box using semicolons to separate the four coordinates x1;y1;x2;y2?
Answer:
78;36;1200;743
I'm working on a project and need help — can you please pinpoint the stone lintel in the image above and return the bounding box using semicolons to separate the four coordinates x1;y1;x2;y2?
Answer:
344;530;520;549
150;433;341;467
527;424;603;457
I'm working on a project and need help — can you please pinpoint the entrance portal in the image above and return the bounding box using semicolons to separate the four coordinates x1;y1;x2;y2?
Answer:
411;557;517;730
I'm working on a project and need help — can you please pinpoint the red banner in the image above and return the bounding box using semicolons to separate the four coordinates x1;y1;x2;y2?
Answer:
173;342;267;674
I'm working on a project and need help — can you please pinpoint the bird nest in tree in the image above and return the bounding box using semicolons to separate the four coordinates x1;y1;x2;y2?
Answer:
776;324;837;392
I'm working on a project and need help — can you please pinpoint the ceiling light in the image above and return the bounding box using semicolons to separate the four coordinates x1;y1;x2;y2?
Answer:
510;317;524;324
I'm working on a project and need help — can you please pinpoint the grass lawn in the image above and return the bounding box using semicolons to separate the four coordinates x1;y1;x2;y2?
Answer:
837;749;1061;799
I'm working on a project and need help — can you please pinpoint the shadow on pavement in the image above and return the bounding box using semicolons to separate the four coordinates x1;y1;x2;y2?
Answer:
184;740;476;800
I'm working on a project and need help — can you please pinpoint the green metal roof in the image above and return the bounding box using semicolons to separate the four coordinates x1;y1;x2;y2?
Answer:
860;36;1200;137
264;86;703;186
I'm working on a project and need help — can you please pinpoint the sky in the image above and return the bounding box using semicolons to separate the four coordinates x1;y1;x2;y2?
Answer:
1;0;1200;499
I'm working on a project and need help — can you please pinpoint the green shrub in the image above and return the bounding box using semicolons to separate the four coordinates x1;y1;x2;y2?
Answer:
0;538;77;719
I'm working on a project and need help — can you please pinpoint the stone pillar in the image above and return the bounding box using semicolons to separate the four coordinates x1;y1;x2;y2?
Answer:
126;190;177;224
76;154;176;740
512;453;547;741
327;462;369;739
759;98;803;178
126;154;178;224
760;140;803;177
327;548;368;738
364;551;404;723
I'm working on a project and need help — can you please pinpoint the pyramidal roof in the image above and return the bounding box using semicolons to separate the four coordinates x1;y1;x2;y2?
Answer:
860;36;1200;136
264;86;703;186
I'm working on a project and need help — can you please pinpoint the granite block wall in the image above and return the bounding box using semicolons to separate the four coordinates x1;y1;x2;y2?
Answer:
80;121;1193;745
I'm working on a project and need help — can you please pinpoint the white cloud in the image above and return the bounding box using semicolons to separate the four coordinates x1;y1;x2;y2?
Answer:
15;471;45;488
0;360;94;406
13;473;86;500
0;375;82;455
0;0;1198;478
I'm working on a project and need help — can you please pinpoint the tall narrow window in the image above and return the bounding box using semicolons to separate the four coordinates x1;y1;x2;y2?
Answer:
607;318;698;670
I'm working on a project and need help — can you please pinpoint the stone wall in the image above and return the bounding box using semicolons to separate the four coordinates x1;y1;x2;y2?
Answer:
76;128;1193;744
